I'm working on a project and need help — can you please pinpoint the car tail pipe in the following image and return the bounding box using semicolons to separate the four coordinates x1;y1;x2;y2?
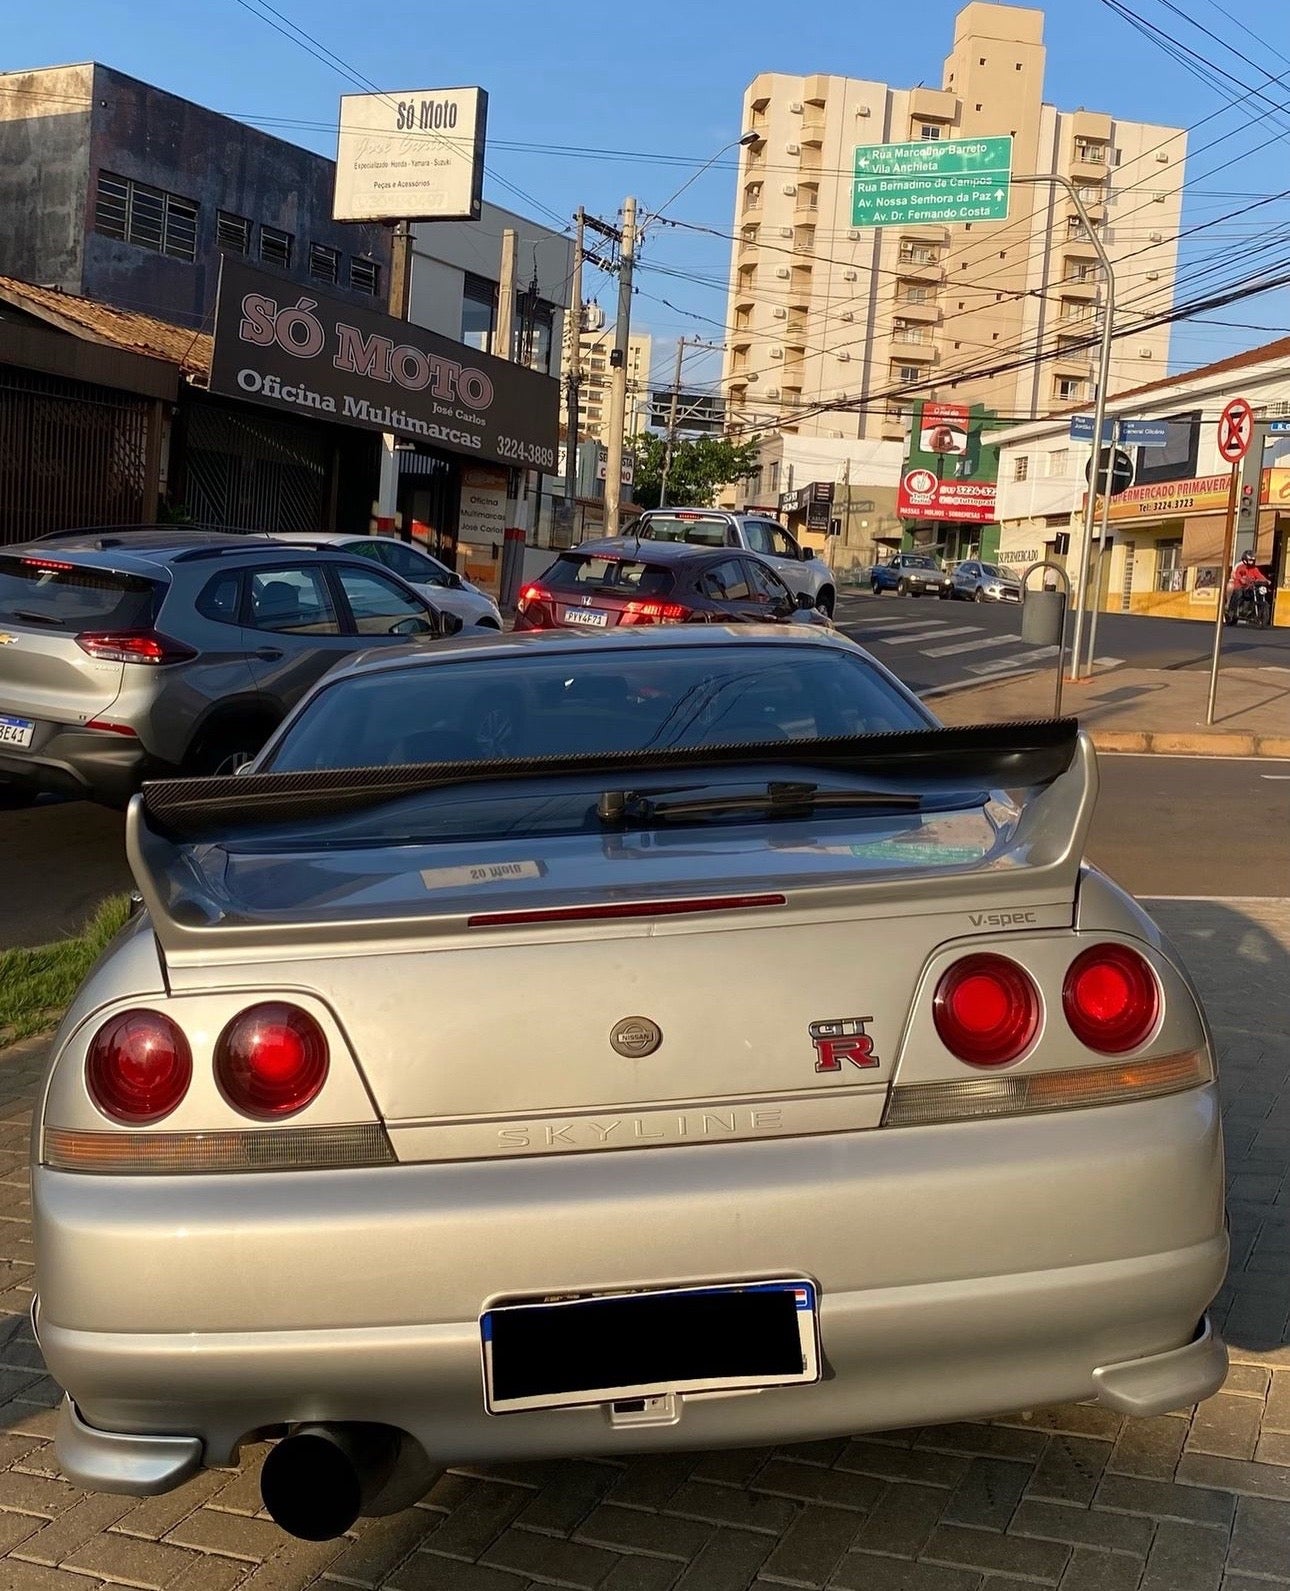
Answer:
259;1423;439;1540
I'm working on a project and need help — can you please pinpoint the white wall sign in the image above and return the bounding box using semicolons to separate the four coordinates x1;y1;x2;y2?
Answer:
458;465;509;542
334;87;487;222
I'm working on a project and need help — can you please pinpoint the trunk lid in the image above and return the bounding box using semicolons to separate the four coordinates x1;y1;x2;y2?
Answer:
0;554;163;723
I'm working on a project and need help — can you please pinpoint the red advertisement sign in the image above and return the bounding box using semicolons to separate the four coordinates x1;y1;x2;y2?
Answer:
897;400;999;525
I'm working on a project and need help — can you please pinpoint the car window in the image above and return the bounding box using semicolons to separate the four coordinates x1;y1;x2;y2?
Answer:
344;541;384;563
767;526;800;560
745;560;789;604
196;570;242;625
639;514;728;547
742;522;773;555
266;644;931;776
545;556;675;596
333;565;434;636
700;559;752;601
381;542;449;587
904;556;937;570
249;566;341;636
979;564;1005;580
0;554;162;629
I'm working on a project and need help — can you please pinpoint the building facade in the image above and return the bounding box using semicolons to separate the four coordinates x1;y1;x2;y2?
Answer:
569;324;653;444
993;337;1290;624
0;64;391;328
720;2;1185;447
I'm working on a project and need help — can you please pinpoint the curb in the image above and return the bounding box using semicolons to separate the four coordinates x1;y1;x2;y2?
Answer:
1090;730;1290;759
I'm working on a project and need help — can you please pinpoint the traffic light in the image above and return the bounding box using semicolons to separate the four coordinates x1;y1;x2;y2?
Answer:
1053;532;1071;556
1240;482;1257;521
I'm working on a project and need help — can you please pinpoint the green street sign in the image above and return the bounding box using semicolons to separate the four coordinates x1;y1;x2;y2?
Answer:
852;135;1013;227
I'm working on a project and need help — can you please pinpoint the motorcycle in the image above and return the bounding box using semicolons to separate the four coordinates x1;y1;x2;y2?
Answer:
1225;581;1273;628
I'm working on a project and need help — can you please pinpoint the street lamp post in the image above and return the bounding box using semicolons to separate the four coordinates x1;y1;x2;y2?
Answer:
1011;174;1117;683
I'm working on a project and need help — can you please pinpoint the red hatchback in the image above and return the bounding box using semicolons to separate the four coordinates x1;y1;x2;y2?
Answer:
514;539;825;632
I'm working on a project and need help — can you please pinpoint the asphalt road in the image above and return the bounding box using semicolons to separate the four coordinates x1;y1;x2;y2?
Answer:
834;588;1290;696
3;754;1286;950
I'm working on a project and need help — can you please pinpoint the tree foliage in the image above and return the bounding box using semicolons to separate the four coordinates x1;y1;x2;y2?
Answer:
627;433;761;512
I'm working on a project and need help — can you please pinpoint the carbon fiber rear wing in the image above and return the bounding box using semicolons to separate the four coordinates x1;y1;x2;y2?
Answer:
137;719;1080;842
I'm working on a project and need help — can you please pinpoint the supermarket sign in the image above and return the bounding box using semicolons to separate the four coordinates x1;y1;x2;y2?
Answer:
1093;468;1290;522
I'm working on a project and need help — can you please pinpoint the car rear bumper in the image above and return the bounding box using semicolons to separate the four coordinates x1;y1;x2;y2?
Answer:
35;1086;1228;1488
0;726;156;806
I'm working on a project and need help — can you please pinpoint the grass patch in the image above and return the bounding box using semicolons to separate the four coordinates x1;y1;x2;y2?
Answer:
0;895;133;1047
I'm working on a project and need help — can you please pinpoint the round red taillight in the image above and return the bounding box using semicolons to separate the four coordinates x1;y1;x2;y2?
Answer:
1063;943;1159;1054
933;954;1041;1067
86;1009;192;1124
214;1003;329;1119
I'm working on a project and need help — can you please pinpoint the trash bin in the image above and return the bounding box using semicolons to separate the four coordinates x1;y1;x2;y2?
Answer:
1021;587;1065;647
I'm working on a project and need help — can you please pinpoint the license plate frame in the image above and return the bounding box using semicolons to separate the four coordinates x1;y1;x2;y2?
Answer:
481;1278;819;1415
561;606;610;628
0;714;35;749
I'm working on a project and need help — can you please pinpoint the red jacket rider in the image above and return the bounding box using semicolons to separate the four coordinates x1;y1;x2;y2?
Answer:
1229;552;1267;592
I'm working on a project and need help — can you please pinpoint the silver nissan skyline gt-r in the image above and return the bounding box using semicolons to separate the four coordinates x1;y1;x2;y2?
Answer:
31;625;1228;1542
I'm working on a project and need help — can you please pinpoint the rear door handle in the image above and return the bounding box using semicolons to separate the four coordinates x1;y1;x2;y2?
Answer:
254;647;284;661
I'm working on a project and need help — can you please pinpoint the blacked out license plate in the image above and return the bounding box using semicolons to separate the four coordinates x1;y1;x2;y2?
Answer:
481;1278;819;1414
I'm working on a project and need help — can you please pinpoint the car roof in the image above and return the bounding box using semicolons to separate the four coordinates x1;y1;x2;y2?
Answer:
566;537;733;565
327;622;862;685
3;534;432;579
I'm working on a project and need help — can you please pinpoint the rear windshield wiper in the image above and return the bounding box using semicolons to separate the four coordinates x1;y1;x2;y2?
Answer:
597;780;923;825
9;609;65;627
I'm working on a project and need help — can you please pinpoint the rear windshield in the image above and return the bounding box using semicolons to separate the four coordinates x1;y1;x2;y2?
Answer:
638;515;728;547
266;644;928;773
0;555;162;630
545;555;675;597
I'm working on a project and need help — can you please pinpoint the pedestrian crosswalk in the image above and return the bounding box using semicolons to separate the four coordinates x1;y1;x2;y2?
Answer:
834;604;1123;694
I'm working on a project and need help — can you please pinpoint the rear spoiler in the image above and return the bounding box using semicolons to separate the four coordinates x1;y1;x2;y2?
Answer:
138;718;1080;842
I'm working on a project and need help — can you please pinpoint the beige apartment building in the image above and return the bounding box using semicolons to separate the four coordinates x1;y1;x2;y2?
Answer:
721;2;1186;446
569;325;653;445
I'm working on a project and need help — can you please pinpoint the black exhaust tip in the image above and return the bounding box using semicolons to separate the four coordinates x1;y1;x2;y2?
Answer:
260;1424;400;1541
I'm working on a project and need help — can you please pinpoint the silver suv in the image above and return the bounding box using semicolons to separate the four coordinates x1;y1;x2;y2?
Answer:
0;528;456;807
632;509;836;615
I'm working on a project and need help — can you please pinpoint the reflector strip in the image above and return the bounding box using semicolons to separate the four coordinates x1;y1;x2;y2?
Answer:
41;1122;394;1175
882;1048;1210;1129
467;893;786;928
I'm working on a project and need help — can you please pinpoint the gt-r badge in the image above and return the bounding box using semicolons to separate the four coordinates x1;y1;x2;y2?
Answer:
809;1016;879;1072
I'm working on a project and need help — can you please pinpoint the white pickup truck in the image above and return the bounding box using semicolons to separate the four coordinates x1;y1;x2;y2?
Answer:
630;508;836;616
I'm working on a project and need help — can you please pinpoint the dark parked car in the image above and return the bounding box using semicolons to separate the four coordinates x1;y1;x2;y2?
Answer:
514;539;827;632
0;527;458;807
870;553;952;599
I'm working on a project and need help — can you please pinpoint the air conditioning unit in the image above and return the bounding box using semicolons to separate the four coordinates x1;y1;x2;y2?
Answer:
1149;231;1163;242
1153;193;1166;203
782;183;797;196
775;266;791;278
840;311;854;322
779;226;793;237
766;387;780;398
857;106;872;117
1139;348;1154;358
788;100;804;112
843;269;858;281
836;351;851;362
786;142;801;155
1146;270;1160;280
746;372;759;382
848;228;861;239
770;345;784;359
773;306;787;318
1155;151;1169;163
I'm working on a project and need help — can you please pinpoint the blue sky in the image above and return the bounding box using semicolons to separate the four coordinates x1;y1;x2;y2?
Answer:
8;0;1290;395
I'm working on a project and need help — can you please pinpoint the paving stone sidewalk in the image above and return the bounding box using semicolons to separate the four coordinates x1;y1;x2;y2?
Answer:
0;900;1286;1591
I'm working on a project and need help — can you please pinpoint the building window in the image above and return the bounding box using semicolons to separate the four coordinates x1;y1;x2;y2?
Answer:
461;272;496;352
1075;184;1105;205
892;319;926;344
1064;262;1096;283
920;124;943;140
308;243;340;286
260;226;293;268
769;461;780;492
1048;448;1069;476
1066;214;1100;239
1055;376;1084;401
744;182;762;210
1156;539;1184;592
1014;456;1030;482
94;171;199;262
1074;138;1107;163
216;211;251;256
898;241;938;265
899;284;932;305
349;257;380;295
892;364;922;385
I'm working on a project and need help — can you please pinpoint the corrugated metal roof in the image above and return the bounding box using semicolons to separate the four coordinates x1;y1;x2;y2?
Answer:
0;275;211;377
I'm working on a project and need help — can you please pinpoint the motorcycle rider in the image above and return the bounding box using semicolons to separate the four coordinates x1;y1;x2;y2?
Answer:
1227;550;1269;622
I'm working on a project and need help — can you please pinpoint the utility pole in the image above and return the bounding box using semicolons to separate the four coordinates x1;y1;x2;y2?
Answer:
659;336;687;510
387;221;414;320
563;209;585;515
376;220;414;533
493;228;517;360
603;195;637;537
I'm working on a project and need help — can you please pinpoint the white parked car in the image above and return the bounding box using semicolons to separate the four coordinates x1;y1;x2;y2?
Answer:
272;534;502;630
